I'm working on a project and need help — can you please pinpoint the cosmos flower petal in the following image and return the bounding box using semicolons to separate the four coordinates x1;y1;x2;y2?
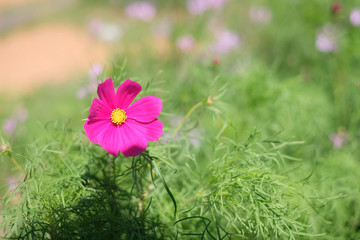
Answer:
84;119;109;143
88;98;112;120
97;123;124;156
125;2;156;21
85;97;113;143
125;96;162;122
115;79;142;109
127;119;164;141
96;122;147;157
97;78;116;109
118;122;148;156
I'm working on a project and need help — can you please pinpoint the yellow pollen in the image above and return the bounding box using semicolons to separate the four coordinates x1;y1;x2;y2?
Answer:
110;108;127;125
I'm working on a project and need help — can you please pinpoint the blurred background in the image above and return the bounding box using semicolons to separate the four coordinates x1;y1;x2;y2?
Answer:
1;0;360;237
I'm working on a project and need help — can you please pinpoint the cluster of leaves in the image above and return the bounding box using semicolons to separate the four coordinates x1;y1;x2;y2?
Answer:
160;130;319;239
3;54;359;239
2;118;326;240
2;123;168;239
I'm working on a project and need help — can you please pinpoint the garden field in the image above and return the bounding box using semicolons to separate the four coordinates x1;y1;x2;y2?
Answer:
1;0;360;239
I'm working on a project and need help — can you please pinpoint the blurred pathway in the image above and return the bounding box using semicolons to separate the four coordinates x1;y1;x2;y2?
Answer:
0;24;108;93
0;0;109;94
0;0;43;11
0;0;79;33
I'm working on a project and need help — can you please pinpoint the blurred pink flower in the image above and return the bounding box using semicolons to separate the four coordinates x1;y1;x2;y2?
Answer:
212;57;220;65
350;8;360;26
176;35;195;52
6;175;24;191
249;6;272;24
316;24;338;53
89;63;103;82
88;18;103;36
125;2;156;22
7;178;18;191
77;64;104;99
210;30;240;54
2;106;28;136
329;128;347;148
3;119;16;136
84;78;163;157
187;0;228;15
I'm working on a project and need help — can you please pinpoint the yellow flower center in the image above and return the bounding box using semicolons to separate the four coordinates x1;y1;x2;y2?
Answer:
110;108;127;125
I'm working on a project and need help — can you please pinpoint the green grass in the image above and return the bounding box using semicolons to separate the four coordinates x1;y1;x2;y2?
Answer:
1;0;360;239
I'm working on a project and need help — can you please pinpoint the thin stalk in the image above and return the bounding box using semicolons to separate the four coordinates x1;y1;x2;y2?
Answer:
10;156;23;173
171;100;204;139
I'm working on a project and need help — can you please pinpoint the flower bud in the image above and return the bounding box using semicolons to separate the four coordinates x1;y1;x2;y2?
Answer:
331;3;341;14
212;57;220;65
0;144;10;155
206;96;214;105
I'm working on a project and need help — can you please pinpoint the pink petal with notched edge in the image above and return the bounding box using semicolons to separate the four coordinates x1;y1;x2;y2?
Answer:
127;118;163;141
97;78;116;109
84;97;112;142
118;119;163;156
117;121;148;156
88;98;112;120
97;121;147;156
89;118;163;157
115;79;142;109
84;119;109;143
98;123;127;156
125;96;162;123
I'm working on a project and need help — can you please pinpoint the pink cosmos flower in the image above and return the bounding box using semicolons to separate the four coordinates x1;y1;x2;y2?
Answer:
88;63;103;91
125;2;156;22
89;63;103;81
77;64;104;99
350;8;360;26
249;6;272;24
84;78;163;157
3;119;16;136
210;29;240;54
187;0;228;15
315;24;338;53
329;128;347;149
6;175;24;191
2;106;28;136
176;35;195;52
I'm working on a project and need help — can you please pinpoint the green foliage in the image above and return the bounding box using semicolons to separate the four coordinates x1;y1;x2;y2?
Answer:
2;0;360;239
2;124;169;239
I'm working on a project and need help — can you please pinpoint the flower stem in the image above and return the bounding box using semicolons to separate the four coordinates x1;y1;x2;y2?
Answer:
171;100;204;139
10;156;23;173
